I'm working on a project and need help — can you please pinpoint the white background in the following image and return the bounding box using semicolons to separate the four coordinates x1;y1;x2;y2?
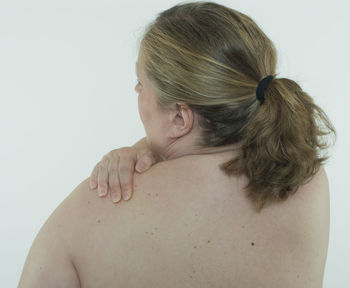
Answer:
1;0;349;287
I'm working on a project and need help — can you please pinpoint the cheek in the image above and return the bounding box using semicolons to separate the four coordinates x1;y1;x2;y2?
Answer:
138;92;149;124
138;93;144;123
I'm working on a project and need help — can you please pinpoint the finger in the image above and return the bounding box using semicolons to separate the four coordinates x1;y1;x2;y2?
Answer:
107;157;122;203
118;151;137;201
97;163;109;197
89;164;99;189
108;166;122;204
135;151;157;173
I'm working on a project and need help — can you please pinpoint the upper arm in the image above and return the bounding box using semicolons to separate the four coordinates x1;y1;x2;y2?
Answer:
17;181;85;288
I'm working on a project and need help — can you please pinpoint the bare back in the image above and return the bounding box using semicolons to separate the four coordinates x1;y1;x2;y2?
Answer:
66;151;329;287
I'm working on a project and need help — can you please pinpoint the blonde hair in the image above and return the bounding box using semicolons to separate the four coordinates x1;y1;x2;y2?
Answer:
138;1;336;212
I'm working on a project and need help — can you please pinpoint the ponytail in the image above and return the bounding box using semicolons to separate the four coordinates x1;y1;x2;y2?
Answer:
220;77;336;212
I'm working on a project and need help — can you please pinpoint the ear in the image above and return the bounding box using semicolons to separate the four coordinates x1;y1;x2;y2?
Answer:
168;103;194;138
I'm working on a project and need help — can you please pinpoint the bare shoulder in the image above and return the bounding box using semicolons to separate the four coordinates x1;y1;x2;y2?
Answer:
295;164;330;240
269;164;330;287
56;159;330;287
297;165;329;202
293;166;330;220
53;160;174;232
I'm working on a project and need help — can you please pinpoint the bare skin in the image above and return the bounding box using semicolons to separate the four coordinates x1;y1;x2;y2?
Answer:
63;149;329;288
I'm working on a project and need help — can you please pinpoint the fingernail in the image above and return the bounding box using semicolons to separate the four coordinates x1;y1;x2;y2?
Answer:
112;193;121;203
123;189;130;200
90;181;96;188
136;163;145;172
98;188;106;197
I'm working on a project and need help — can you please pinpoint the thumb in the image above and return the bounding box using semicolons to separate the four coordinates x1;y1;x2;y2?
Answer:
135;152;156;173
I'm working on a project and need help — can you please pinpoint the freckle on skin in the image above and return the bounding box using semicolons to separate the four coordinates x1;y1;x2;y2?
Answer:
97;219;101;223
207;240;211;243
251;242;255;246
193;246;197;248
145;231;149;234
88;201;90;204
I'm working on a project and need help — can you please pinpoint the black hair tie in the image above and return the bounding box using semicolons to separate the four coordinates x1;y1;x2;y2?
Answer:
256;75;274;105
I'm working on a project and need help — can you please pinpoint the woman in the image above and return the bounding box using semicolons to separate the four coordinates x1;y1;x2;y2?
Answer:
19;1;336;287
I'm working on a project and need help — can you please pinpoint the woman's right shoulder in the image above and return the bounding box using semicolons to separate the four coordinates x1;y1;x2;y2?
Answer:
296;165;329;205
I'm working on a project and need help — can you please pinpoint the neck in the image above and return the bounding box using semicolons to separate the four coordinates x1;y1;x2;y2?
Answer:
153;133;242;161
